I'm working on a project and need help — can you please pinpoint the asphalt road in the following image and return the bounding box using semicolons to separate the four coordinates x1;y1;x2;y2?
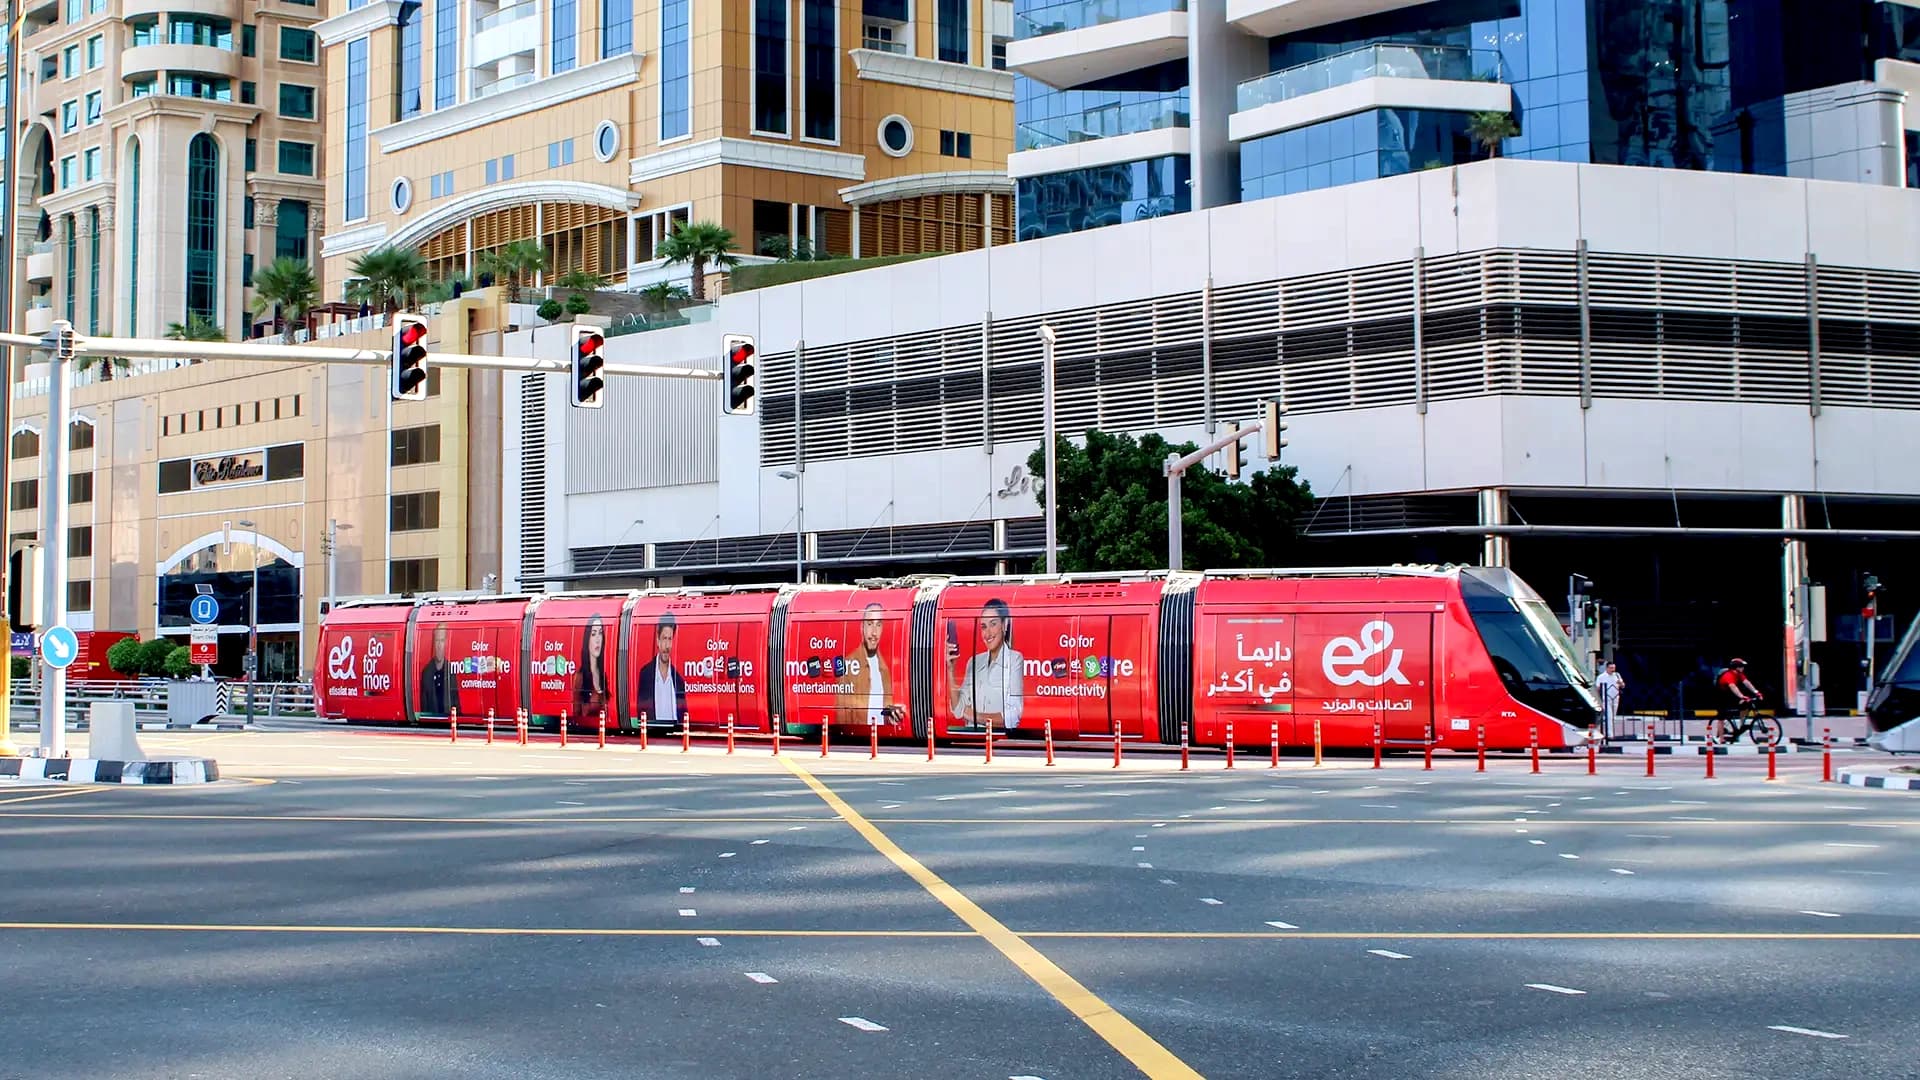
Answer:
1;725;1916;1079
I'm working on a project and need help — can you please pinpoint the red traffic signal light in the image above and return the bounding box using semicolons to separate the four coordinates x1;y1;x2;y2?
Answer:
391;314;430;401
571;326;607;408
723;334;756;415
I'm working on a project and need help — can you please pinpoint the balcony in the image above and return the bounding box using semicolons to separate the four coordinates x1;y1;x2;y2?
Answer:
472;1;538;68
23;300;53;336
1229;44;1508;143
122;43;239;81
1227;0;1431;38
25;240;55;283
473;70;537;100
1007;0;1188;90
1009;89;1192;179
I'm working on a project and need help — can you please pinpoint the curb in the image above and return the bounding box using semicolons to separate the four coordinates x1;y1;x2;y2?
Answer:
1599;743;1817;756
1837;770;1920;792
0;756;220;784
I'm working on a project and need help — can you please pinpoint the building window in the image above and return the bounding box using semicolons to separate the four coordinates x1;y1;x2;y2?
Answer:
939;129;971;158
397;1;422;118
275;200;310;261
157;459;190;494
753;199;791;256
389;558;438;594
66;581;91;614
434;0;457;108
345;38;367;219
166;75;232;100
241;81;257;104
552;0;575;73
11;430;39;458
82;147;100;180
86;209;99;334
185;133;220;326
68;472;92;504
64;215;76;321
936;0;967;64
278;141;316;177
242;23;255;56
60;156;75;189
130;79;155;98
130;19;159;46
60;100;77;133
246;138;256;171
601;0;631;58
390;491;441;532
390;424;441;466
802;0;836;141
84;90;100;124
62;43;77;76
548;138;575;167
632;204;691;262
67;526;92;557
266;442;304;481
279;83;316;120
659;0;690;140
484;154;515;184
429;170;454;199
10;481;37;511
753;0;787;134
280;27;317;63
594;121;619;161
992;37;1007;71
167;14;231;47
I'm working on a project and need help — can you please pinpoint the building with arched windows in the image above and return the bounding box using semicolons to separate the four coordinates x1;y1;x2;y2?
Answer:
316;1;1018;298
9;0;326;341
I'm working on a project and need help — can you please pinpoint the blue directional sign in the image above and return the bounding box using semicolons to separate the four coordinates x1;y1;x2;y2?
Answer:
39;625;78;669
9;631;34;657
189;594;220;625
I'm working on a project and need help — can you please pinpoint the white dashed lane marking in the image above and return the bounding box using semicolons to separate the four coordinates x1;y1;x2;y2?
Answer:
1200;898;1224;906
1368;950;1411;960
1799;910;1842;918
1265;921;1298;930
1559;854;1581;860
1610;868;1636;876
696;937;720;947
1158;879;1178;886
1137;862;1154;869
839;1017;888;1032
1132;846;1146;851
1526;984;1587;996
678;909;697;917
1824;843;1878;849
752;839;770;845
719;852;737;858
744;972;778;984
1769;1026;1848;1040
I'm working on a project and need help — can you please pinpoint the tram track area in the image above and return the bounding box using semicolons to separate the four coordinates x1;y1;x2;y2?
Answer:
1;727;1915;1079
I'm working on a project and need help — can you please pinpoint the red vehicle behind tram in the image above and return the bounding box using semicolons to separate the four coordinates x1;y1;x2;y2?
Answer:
314;566;1598;750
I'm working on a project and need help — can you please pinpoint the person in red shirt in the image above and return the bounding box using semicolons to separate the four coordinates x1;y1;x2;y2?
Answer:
1712;658;1761;743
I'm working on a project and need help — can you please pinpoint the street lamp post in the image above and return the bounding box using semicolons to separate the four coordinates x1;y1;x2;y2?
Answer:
1037;326;1058;575
239;518;259;725
777;471;803;584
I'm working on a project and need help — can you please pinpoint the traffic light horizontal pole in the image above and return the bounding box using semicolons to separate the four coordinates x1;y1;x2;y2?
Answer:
58;333;720;381
1166;420;1265;477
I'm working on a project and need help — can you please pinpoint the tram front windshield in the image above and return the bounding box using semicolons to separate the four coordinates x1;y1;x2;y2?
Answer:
1462;568;1600;727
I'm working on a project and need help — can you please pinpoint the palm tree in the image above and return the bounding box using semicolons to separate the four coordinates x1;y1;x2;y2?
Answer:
417;274;475;306
553;267;608;293
165;315;226;341
347;246;431;313
657;221;740;301
94;354;129;381
1468;111;1518;159
249;256;318;342
477;240;546;302
637;281;689;316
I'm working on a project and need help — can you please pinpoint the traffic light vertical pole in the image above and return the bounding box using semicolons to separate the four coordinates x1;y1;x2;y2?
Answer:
1038;325;1058;575
0;0;17;757
38;323;72;757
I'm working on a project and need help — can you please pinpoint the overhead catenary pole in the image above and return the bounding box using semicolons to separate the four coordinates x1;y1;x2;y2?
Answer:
38;323;71;757
1163;412;1276;573
1038;325;1057;575
0;1;19;757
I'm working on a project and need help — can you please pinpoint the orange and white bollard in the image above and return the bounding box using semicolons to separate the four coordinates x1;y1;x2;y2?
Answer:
1476;724;1486;772
728;713;737;755
1180;720;1190;771
984;719;994;764
1644;719;1656;778
1704;738;1716;779
869;718;878;760
1766;730;1778;781
1586;725;1597;775
1111;716;1122;769
1225;720;1235;770
1044;716;1055;766
450;708;460;743
517;708;528;747
772;715;782;756
683;714;692;754
1313;717;1324;768
1373;721;1384;770
486;708;496;746
599;711;608;749
1822;727;1833;783
558;709;569;748
820;715;830;758
1423;723;1435;771
1529;724;1540;774
1270;719;1280;770
637;711;649;751
925;723;934;762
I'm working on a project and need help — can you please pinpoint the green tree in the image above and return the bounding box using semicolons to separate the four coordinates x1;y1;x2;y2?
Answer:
135;638;177;676
162;645;192;679
1027;428;1314;572
536;298;564;323
1468;111;1519;159
637;281;689;315
563;293;592;318
477;240;546;302
657;221;740;301
106;636;144;676
94;354;130;381
249;256;318;342
417;274;475;305
9;655;27;680
552;268;608;293
347;246;431;313
164;315;226;341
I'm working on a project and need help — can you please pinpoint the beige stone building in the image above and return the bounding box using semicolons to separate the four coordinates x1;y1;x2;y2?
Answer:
4;298;504;679
9;0;326;340
316;0;1016;293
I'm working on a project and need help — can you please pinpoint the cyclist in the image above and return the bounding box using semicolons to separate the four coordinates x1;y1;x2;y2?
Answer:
1711;658;1762;743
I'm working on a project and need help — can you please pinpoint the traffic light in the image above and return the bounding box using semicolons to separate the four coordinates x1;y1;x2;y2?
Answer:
571;325;607;408
1582;599;1599;632
1598;604;1617;648
1261;399;1288;461
723;334;756;415
1224;421;1255;478
391;313;430;401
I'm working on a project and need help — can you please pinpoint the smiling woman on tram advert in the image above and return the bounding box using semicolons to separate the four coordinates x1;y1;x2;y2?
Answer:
572;613;610;718
948;598;1025;732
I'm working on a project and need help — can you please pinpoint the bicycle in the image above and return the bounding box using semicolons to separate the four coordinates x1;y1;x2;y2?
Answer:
1711;700;1783;746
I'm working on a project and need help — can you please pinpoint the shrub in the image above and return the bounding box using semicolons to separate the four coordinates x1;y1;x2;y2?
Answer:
564;293;592;317
536;298;564;322
163;645;192;679
9;656;27;679
106;636;145;676
135;638;177;676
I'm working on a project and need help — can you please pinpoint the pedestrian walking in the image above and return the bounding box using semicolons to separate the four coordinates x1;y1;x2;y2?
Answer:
1594;661;1625;738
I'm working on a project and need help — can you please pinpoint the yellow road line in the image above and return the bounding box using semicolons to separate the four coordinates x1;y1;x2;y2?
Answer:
0;811;844;824
860;818;1918;828
1021;931;1920;942
0;922;969;938
782;756;1203;1080
0;788;100;806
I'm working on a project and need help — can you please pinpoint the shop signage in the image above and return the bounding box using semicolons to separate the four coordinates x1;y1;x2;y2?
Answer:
191;451;266;489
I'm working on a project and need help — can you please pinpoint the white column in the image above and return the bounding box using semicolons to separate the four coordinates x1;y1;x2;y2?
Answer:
1478;488;1510;567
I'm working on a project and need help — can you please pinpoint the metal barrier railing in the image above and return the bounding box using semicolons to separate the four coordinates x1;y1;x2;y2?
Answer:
7;678;315;720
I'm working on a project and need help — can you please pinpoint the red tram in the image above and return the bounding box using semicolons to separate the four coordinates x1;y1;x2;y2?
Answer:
314;566;1599;750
